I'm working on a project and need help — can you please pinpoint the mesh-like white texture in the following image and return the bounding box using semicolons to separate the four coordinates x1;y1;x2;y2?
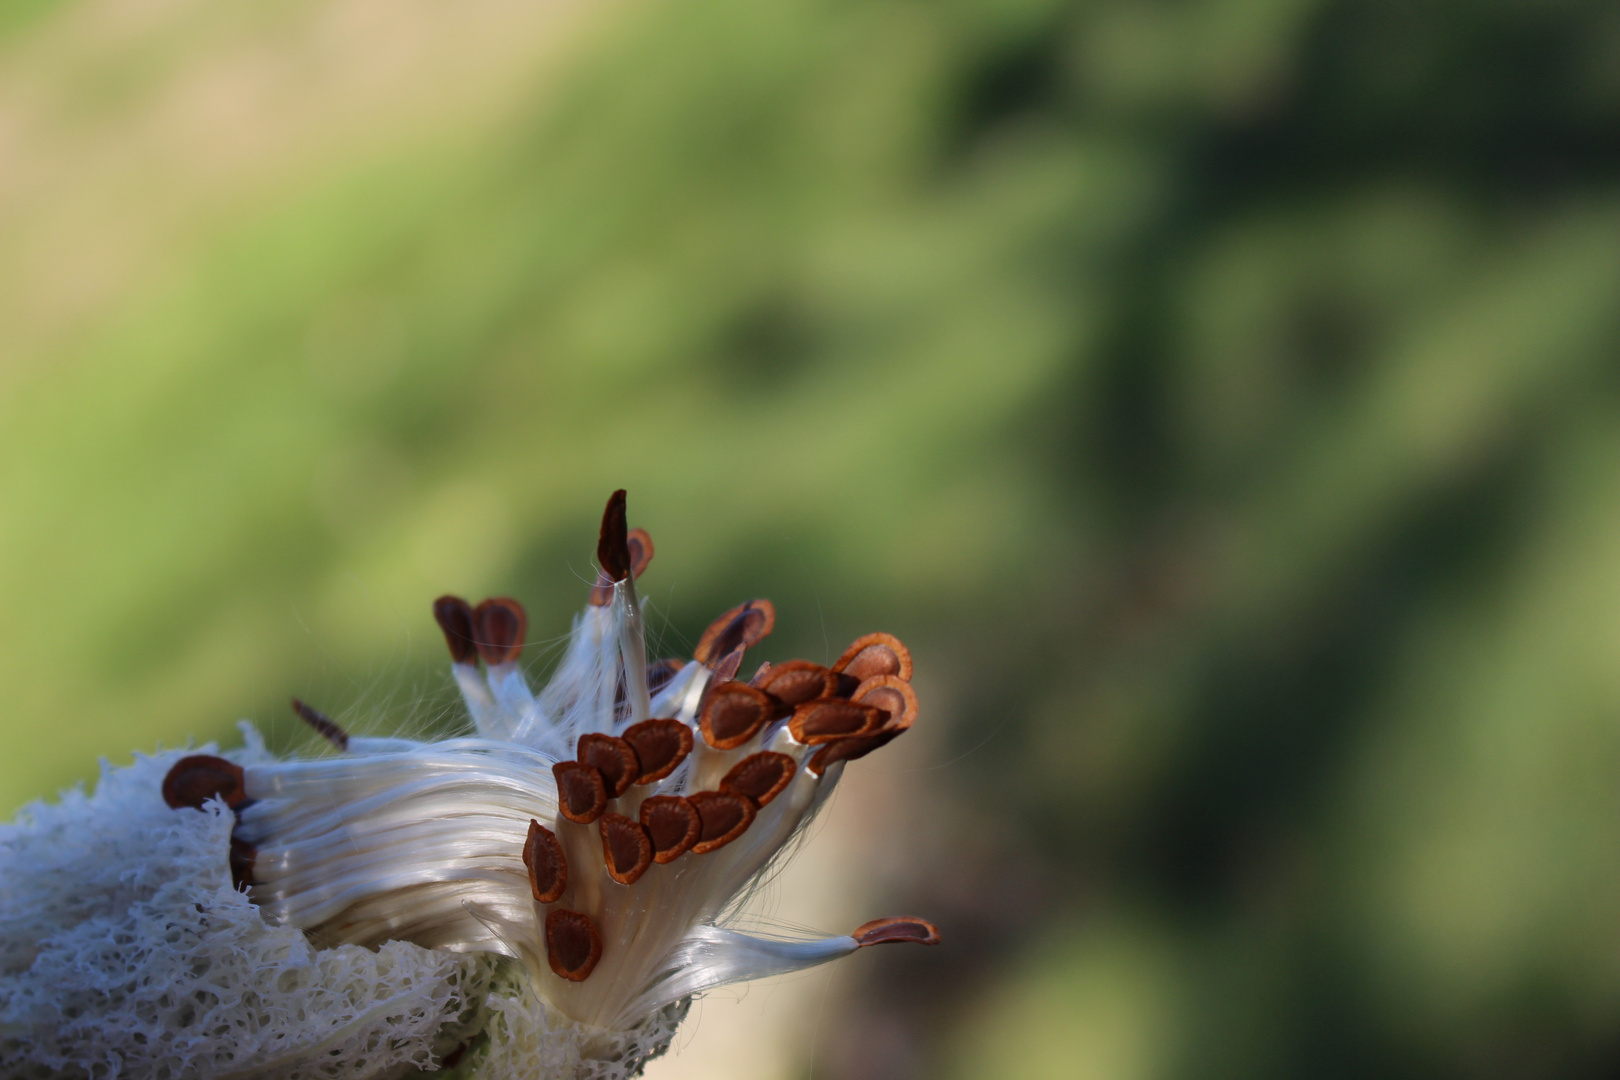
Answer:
472;980;688;1080
0;747;496;1080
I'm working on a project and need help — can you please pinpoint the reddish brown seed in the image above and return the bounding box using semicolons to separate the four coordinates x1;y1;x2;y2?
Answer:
523;819;568;903
552;761;608;824
852;916;942;947
831;632;913;683
622;718;693;784
578;733;640;797
432;595;479;664
600;812;654;885
545;909;603;981
229;836;256;890
162;755;249;811
755;659;836;706
700;682;776;750
627;527;654;578
719;752;795;808
788;699;886;745
597;489;631;582
640;795;700;863
693;600;776;666
852;675;919;733
710;647;745;684
291;698;349;752
646;658;687;698
473;598;528;666
688;791;757;854
806;729;903;775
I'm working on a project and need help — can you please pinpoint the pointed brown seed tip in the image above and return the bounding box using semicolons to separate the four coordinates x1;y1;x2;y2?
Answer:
523;819;568;903
755;659;836;706
789;699;886;745
831;632;913;683
432;595;479;664
552;761;608;824
291;698;349;752
597;489;631;582
700;682;775;750
689;790;757;854
577;733;640;797
646;658;687;698
473;597;528;666
640;795;700;863
163;755;249;811
852;916;942;947
852;675;919;733
719;752;795;808
623;718;693;784
711;646;745;684
545;909;603;981
600;812;654;885
807;728;903;775
627;527;654;578
693;599;777;666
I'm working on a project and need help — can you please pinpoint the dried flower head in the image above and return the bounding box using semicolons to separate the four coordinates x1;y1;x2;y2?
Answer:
0;491;937;1079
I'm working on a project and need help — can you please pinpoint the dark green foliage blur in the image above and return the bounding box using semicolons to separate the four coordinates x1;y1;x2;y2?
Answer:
5;0;1620;1077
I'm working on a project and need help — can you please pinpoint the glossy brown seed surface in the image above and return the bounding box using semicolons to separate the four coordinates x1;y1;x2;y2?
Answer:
755;659;836;706
789;699;886;744
291;698;349;752
831;632;912;682
693;600;776;666
719;752;795;808
553;761;608;824
700;682;775;749
597;489;631;582
645;658;687;698
600;812;654;885
523;819;568;903
578;733;640;797
162;755;249;811
852;916;942;947
545;909;603;981
640;795;700;863
806;728;902;775
689;791;756;854
432;595;479;664
852;675;919;733
710;647;745;684
622;718;693;784
473;598;528;665
627;527;655;578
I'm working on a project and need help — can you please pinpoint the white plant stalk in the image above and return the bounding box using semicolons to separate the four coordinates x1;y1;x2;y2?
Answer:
0;491;937;1079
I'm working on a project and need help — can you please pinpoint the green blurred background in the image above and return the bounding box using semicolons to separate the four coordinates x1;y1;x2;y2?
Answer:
6;0;1620;1076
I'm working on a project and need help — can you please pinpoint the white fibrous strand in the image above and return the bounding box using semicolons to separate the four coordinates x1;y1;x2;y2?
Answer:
3;492;939;1080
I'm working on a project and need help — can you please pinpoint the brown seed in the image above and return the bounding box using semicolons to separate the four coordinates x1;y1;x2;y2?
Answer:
754;659;836;706
290;698;349;752
831;632;912;683
806;729;903;775
597;489;631;582
432;595;478;664
788;699;886;745
646;658;687;698
545;909;603;981
600;812;654;885
700;682;776;750
688;791;757;854
710;647;745;684
588;572;616;607
622;719;693;784
552;761;608;824
577;733;640;797
523;819;568;903
851;916;942;947
852;675;919;733
229;836;256;890
473;598;528;666
693;600;776;666
627;528;654;578
162;755;249;811
719;752;795;808
639;795;700;863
